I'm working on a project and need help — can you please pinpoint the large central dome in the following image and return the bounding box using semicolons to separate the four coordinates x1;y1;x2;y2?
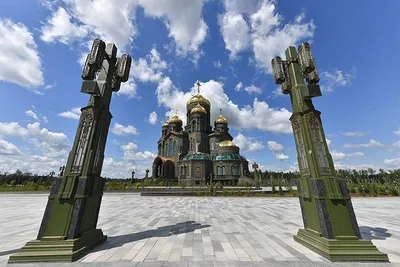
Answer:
186;80;210;107
186;94;210;107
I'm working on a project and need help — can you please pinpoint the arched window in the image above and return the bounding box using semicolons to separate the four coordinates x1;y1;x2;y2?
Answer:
222;166;226;175
173;141;177;155
168;139;173;156
192;139;195;151
217;166;221;175
184;166;186;175
192;120;197;132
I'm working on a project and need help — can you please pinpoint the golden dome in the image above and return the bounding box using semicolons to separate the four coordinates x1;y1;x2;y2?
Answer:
219;140;236;147
186;94;210;107
190;103;207;114
186;80;210;107
215;109;228;124
162;121;169;127
169;115;182;123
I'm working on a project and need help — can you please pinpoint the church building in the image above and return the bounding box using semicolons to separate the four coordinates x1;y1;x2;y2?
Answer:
151;81;253;185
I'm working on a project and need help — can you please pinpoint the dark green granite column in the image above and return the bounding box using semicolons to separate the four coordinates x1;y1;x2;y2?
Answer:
271;43;388;262
9;39;132;263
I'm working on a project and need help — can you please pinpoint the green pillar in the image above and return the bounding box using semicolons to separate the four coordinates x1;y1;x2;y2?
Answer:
271;43;388;261
9;39;132;263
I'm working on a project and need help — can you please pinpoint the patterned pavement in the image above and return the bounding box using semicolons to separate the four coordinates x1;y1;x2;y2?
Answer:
0;193;399;267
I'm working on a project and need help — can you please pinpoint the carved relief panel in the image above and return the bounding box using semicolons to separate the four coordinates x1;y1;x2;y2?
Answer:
292;117;310;176
308;113;331;175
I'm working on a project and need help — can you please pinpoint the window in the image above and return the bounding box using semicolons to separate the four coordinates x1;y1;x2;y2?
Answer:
168;139;173;156
231;166;239;175
222;166;225;175
192;120;197;132
173;141;177;155
184;166;187;175
217;166;221;175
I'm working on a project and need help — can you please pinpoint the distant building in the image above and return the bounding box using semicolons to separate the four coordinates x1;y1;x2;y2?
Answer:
152;82;253;185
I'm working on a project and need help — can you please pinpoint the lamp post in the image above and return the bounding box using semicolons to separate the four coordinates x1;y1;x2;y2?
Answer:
271;43;388;261
9;38;132;263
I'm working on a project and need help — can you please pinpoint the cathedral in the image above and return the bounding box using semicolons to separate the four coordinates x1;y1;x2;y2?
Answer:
151;81;253;185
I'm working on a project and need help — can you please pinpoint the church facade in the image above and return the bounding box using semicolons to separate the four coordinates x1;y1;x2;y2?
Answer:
151;82;252;185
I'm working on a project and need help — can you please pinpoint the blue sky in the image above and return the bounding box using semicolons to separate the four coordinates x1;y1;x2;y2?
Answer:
1;0;400;178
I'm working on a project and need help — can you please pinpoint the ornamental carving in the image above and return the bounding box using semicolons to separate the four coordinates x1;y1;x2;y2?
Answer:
308;113;331;175
71;112;94;173
292;116;310;176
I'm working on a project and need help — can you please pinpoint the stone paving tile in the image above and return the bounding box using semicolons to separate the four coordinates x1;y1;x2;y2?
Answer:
1;193;400;267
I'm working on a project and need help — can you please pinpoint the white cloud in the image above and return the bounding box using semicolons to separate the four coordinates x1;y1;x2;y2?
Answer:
111;123;138;136
392;141;400;148
219;12;251;58
0;154;65;175
101;157;151;178
233;133;264;152
244;84;262;95
0;122;69;158
41;0;209;62
234;81;243;92
213;60;222;68
130;48;167;83
155;79;292;134
58;107;81;120
0;19;44;91
40;7;89;44
343;139;385;149
41;0;137;51
139;0;208;57
219;1;315;72
267;140;289;161
393;127;400;136
271;87;284;98
340;131;366;137
124;150;157;161
26;106;49;123
148;111;158;125
117;78;138;98
0;139;21;155
347;152;364;158
320;68;357;92
25;110;40;122
326;138;332;148
331;151;346;160
384;158;400;168
333;162;377;171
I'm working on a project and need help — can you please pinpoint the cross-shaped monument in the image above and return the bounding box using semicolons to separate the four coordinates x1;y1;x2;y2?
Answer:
271;43;388;261
9;38;132;263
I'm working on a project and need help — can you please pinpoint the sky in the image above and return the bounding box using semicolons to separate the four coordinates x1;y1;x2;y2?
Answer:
1;0;400;178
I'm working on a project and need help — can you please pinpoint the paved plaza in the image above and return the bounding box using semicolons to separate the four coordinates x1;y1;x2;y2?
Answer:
0;193;399;267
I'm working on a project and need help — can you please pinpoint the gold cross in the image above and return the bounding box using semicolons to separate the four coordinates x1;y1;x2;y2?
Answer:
196;80;201;96
174;108;178;115
219;108;222;116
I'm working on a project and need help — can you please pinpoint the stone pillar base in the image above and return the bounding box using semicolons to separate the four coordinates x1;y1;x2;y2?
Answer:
294;229;389;262
8;229;106;263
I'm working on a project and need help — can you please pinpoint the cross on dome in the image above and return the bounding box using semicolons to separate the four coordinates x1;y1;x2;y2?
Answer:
196;80;201;96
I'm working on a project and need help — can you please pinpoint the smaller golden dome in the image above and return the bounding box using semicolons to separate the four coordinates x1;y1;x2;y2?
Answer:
169;115;182;123
215;109;228;124
162;121;169;127
219;140;236;147
191;103;207;114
